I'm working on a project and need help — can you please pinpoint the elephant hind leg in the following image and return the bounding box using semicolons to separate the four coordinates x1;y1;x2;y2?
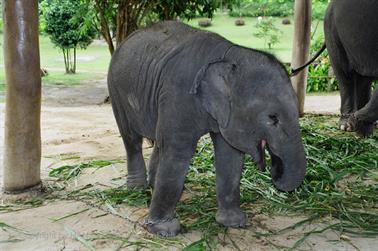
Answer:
325;14;356;130
355;75;372;110
334;69;356;131
124;134;147;189
351;79;378;136
110;93;147;189
325;51;355;130
147;145;159;188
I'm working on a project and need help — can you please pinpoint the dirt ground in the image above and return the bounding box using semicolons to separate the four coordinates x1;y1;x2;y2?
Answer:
1;80;377;251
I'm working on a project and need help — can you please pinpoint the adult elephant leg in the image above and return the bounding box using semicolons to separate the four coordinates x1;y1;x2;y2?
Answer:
350;83;378;136
325;18;355;130
211;132;246;228
147;145;159;188
332;66;356;131
355;75;372;110
145;134;198;236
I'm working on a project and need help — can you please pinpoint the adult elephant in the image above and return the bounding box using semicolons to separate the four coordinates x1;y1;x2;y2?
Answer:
324;0;378;136
108;21;306;236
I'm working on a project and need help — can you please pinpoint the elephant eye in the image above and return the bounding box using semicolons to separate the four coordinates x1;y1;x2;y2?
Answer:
269;114;279;126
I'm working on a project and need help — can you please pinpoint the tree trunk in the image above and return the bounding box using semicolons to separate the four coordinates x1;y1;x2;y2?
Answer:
62;49;68;73
2;0;42;192
63;48;71;74
115;1;148;48
163;4;172;20
291;0;312;117
116;0;127;47
73;47;77;73
94;0;114;55
68;49;72;73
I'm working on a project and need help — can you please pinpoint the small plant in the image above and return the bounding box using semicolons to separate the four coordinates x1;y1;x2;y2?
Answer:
198;19;212;27
253;17;282;50
307;34;338;92
234;18;245;26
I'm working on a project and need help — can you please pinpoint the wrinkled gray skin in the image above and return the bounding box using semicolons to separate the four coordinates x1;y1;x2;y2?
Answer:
108;21;306;237
325;0;378;136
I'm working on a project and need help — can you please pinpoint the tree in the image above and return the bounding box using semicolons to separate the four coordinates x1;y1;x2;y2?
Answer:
253;17;282;50
44;0;96;74
82;0;220;55
80;0;156;55
153;0;218;20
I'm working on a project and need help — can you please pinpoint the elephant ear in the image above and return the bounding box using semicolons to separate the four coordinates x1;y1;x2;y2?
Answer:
190;59;236;128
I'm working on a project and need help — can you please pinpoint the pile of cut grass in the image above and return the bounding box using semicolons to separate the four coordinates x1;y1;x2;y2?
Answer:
180;115;377;246
49;160;121;181
51;115;378;249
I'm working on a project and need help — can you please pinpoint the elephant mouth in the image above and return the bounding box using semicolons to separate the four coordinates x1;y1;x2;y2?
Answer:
256;140;284;182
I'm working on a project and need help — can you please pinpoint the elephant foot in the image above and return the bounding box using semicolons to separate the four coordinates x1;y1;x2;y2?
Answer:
347;114;374;137
216;209;246;228
144;217;181;237
126;175;147;189
339;114;352;131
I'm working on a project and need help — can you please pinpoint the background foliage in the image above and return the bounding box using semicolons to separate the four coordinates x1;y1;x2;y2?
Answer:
1;0;344;93
228;0;328;19
43;0;96;73
307;34;338;93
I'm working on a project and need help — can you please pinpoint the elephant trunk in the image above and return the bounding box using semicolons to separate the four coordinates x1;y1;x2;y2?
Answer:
268;140;306;192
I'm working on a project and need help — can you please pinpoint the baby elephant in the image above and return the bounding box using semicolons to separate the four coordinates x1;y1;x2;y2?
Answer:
108;21;306;236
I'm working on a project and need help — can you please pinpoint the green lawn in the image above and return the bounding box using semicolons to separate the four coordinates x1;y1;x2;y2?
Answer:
0;35;111;91
0;14;324;93
187;14;324;63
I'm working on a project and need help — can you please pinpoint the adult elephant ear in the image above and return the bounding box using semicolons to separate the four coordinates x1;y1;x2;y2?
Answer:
190;59;237;129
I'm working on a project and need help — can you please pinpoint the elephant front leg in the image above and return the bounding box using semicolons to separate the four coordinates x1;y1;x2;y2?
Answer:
145;137;198;237
211;133;246;228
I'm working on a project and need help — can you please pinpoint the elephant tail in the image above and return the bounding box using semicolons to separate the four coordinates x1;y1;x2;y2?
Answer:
290;43;327;77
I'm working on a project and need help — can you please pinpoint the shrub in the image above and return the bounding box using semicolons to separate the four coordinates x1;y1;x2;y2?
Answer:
282;18;291;25
198;19;212;27
307;35;338;93
234;19;245;26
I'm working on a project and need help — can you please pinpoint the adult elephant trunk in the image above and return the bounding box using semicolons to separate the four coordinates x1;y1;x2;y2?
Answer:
267;138;306;192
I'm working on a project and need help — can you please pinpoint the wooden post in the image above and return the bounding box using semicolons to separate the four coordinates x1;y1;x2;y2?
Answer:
291;0;312;116
2;0;42;192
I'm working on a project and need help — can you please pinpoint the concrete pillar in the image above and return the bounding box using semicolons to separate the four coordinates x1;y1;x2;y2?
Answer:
2;0;42;192
291;0;312;116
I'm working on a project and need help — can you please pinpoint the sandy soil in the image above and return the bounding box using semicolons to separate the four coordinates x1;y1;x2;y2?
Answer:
1;81;377;251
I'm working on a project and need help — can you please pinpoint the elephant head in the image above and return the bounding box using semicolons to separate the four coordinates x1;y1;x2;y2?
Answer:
191;49;306;192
